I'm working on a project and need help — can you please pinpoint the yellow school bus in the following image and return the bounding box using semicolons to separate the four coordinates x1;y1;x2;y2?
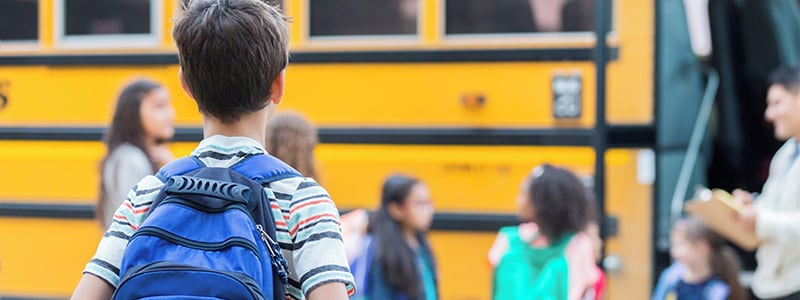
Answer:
3;0;797;299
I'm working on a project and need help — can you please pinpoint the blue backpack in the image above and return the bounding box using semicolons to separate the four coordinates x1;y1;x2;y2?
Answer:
112;154;301;300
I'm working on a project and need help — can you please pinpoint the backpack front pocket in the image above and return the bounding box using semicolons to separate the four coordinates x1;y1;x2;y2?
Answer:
114;261;264;300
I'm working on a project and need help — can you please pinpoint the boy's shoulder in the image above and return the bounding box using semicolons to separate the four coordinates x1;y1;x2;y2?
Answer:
267;176;329;200
129;175;168;203
268;175;307;190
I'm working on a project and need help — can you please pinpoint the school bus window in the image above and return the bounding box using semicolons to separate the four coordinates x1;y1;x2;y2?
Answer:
0;0;38;41
309;0;418;36
445;0;595;35
63;0;153;36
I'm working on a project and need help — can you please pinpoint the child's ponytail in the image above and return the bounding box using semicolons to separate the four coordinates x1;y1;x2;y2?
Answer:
711;245;746;300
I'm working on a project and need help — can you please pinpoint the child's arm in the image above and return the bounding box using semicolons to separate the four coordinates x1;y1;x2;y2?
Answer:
565;232;600;300
71;273;114;300
286;178;355;297
307;282;349;300
74;176;163;298
488;231;510;267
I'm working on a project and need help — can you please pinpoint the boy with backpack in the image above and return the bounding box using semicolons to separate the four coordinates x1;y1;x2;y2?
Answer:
71;0;354;299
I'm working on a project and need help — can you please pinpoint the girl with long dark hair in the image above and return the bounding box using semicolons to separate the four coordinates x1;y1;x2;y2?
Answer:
97;78;175;228
353;174;438;300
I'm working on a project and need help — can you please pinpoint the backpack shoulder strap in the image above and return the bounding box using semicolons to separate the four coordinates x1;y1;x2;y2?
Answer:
231;153;302;183
156;154;301;183
155;156;204;182
230;153;301;299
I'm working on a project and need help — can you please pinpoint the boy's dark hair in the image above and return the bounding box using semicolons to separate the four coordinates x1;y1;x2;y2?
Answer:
769;64;800;94
527;164;590;241
174;0;289;124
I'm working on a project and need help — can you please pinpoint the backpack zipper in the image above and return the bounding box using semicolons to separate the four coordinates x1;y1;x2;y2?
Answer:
132;227;261;259
159;197;251;214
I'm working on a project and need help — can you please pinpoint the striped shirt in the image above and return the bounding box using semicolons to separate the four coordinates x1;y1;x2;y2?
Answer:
84;135;355;299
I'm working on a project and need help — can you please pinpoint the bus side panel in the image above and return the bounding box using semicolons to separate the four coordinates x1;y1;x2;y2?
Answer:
317;144;595;213
0;141;197;202
604;149;653;300
1;63;597;128
0;218;102;297
428;231;497;300
0;66;198;126
0;141;102;202
607;0;655;124
285;62;596;127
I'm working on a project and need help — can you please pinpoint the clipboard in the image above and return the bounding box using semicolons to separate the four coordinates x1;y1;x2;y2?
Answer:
684;188;760;251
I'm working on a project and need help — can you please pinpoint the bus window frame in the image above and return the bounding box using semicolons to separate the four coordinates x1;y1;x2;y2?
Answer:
299;0;620;50
304;0;423;46
440;31;598;48
0;41;41;53
54;0;162;49
440;0;618;47
0;0;40;50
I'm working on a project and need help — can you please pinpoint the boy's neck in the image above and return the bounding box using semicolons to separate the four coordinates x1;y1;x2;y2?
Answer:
201;110;270;147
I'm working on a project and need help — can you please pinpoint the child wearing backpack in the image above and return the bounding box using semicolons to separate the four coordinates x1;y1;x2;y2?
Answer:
488;164;600;300
349;174;438;300
651;216;745;300
71;0;354;299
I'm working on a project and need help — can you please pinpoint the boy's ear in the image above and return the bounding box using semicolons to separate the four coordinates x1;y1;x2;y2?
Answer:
178;68;193;98
269;70;286;105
